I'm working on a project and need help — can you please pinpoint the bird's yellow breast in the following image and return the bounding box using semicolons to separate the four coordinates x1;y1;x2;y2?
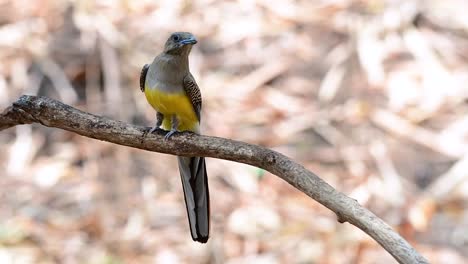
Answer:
145;86;199;131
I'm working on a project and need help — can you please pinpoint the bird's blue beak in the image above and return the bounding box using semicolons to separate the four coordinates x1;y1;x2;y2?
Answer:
180;37;197;45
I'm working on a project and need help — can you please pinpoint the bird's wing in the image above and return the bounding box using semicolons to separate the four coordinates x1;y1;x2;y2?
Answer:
183;73;202;121
139;64;150;92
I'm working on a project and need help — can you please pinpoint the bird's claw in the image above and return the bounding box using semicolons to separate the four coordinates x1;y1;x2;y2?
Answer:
164;130;177;140
148;126;159;134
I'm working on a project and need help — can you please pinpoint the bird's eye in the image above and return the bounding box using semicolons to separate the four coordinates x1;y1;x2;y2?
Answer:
173;35;180;41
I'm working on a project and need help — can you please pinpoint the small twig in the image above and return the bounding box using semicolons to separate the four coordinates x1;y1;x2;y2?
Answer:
371;108;468;158
426;153;468;200
0;95;428;264
99;36;123;115
226;59;290;100
37;58;78;104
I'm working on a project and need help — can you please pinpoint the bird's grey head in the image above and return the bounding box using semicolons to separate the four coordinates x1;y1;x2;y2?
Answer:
164;32;197;55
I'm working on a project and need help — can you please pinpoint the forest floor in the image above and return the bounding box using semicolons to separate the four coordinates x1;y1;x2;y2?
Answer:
0;0;467;263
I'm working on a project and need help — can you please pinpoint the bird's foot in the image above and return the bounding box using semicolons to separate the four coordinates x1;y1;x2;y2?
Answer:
164;129;177;140
148;126;159;134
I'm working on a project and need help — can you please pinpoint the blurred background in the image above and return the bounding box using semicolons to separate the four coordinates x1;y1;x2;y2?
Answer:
0;0;467;263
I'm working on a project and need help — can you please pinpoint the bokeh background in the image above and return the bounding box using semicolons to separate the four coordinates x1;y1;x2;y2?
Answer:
0;0;467;263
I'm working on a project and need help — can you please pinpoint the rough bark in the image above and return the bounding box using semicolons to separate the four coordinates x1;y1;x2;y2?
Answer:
0;95;428;264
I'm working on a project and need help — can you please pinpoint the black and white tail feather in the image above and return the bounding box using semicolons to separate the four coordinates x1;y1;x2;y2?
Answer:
178;156;210;243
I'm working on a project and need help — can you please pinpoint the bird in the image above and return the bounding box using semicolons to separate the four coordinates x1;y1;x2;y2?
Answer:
140;32;210;243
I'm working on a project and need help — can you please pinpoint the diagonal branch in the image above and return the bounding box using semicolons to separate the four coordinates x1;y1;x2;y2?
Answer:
0;95;428;264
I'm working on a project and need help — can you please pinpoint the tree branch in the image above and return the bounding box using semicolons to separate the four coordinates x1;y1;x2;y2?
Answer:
0;95;428;264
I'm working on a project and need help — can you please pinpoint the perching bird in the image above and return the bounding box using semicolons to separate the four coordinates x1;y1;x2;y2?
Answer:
140;32;210;243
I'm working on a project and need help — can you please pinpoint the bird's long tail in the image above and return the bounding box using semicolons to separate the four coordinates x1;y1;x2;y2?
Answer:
177;156;210;243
